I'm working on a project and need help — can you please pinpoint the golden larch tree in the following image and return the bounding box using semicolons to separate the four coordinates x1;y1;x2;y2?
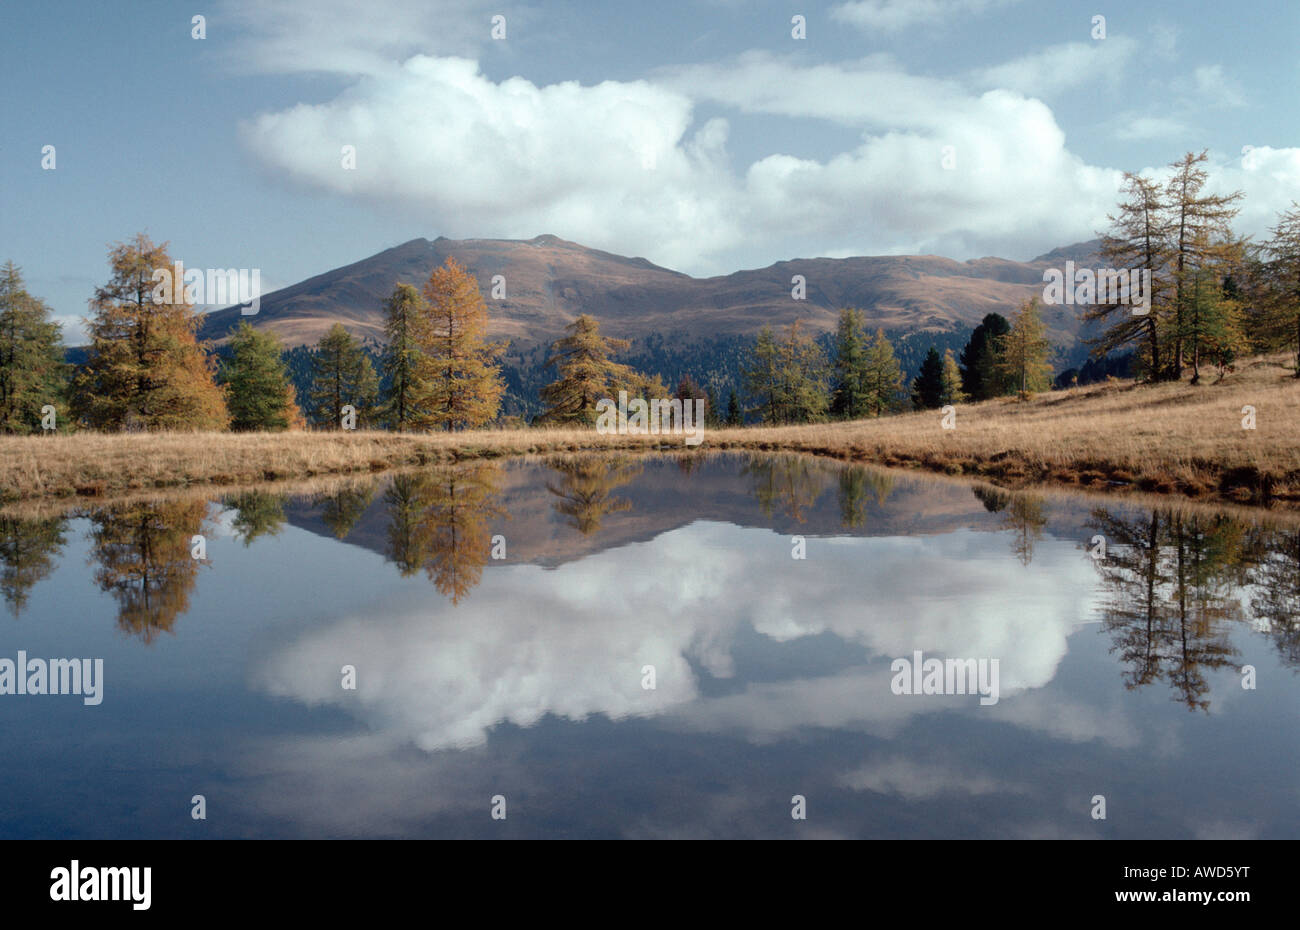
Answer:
418;258;505;430
73;234;228;430
538;314;661;425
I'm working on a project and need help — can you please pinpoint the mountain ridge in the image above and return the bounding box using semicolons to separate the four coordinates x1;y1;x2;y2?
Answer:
196;235;1103;351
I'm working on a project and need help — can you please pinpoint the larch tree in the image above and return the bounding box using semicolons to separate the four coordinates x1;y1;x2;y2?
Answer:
830;307;869;419
538;314;653;425
218;322;302;430
857;327;899;413
744;326;782;424
996;298;1053;398
940;348;967;405
1259;202;1300;376
1084;173;1172;382
675;374;706;404
1164;150;1243;379
781;321;828;422
674;373;709;424
419;258;505;431
0;261;68;434
1177;237;1248;384
746;320;826;424
379;282;432;430
307;323;379;429
73;234;228;430
861;328;904;416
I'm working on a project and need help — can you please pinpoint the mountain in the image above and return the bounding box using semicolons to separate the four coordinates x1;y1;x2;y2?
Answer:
198;234;1103;352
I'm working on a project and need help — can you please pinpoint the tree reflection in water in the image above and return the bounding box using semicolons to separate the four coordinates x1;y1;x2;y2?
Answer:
0;514;67;616
1084;507;1294;711
86;499;211;643
743;454;825;523
384;462;507;604
545;456;642;536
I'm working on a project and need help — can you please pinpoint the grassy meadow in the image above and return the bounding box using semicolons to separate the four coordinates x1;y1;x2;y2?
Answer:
3;351;1299;508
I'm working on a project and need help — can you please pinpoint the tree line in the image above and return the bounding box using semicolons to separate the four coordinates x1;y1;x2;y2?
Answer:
736;295;1054;424
2;155;1298;436
0;234;685;433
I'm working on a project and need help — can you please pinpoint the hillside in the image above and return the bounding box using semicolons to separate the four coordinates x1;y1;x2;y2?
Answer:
197;234;1103;352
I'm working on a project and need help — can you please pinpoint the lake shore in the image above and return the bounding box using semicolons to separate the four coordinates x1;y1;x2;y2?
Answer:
4;353;1299;509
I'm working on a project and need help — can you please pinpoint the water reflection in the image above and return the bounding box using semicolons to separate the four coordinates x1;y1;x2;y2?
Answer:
87;499;211;643
4;457;1298;698
0;514;67;616
972;486;1050;566
222;490;289;546
837;465;895;529
545;456;641;535
745;454;824;522
1250;531;1300;665
382;463;505;604
2;453;1299;839
317;481;379;540
1087;507;1295;710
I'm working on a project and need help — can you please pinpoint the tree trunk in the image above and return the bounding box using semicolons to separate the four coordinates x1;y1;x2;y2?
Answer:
1147;318;1159;383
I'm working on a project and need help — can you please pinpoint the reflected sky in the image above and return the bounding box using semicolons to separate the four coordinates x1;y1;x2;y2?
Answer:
1;454;1297;839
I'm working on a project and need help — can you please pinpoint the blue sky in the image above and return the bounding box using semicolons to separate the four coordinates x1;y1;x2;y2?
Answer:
1;0;1297;340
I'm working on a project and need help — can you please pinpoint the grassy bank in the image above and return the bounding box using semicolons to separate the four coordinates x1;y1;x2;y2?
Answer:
3;352;1299;508
751;351;1300;506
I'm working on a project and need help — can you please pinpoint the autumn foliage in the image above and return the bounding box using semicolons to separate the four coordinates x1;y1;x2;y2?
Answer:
73;234;228;431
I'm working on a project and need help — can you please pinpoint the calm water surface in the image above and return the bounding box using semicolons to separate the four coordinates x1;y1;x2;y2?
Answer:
1;453;1297;838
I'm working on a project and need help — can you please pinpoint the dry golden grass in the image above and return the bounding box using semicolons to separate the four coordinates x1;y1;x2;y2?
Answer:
712;352;1300;506
0;425;690;503
3;352;1298;507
